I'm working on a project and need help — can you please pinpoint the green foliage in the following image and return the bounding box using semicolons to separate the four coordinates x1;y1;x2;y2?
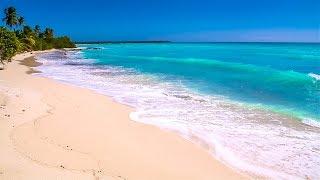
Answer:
2;7;18;29
2;7;24;30
0;6;76;64
34;25;40;37
52;36;76;49
34;38;53;50
17;16;24;26
44;28;54;42
0;27;20;63
20;36;36;51
22;26;33;37
33;27;75;50
14;25;36;51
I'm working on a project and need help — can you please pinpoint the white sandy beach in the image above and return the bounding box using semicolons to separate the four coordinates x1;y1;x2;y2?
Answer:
0;51;246;179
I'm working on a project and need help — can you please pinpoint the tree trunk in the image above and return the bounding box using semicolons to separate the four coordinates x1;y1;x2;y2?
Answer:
0;60;5;70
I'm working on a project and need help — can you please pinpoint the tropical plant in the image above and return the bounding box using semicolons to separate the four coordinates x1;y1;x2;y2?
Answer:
18;16;24;26
1;6;76;65
44;28;54;41
0;27;20;63
34;25;41;37
22;25;34;37
20;36;36;51
2;7;18;29
53;36;76;48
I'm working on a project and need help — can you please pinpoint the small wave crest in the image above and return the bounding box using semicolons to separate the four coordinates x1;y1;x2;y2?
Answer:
34;50;320;179
308;73;320;81
302;118;320;128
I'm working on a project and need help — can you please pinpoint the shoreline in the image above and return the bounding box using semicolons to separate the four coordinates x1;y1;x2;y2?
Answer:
0;51;246;179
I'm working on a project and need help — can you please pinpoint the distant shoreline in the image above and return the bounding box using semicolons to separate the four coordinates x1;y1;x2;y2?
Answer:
75;40;171;44
75;41;320;45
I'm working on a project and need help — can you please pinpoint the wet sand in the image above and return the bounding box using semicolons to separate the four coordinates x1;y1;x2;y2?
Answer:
0;51;246;179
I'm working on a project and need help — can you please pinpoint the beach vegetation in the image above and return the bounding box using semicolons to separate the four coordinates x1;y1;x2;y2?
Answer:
0;27;20;64
17;16;24;26
52;36;75;49
43;28;54;42
0;6;75;64
34;25;41;37
2;7;19;30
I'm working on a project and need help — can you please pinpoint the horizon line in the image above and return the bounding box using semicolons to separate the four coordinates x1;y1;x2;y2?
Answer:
75;41;320;44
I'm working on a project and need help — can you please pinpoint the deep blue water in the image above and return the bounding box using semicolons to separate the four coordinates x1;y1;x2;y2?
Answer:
80;43;320;122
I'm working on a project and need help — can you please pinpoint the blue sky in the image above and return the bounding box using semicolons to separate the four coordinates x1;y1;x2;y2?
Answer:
1;0;319;42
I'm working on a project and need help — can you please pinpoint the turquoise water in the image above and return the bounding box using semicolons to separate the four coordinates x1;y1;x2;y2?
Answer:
81;43;320;122
36;43;320;178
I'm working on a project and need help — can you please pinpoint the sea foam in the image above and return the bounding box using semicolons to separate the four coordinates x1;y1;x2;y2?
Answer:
308;73;320;81
35;50;320;179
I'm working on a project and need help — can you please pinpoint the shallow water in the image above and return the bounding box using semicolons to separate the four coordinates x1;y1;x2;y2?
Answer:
35;43;320;179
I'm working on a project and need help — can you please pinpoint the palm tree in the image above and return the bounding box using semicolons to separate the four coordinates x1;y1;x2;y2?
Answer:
44;28;54;41
2;7;18;30
22;25;33;37
34;25;41;37
18;16;24;26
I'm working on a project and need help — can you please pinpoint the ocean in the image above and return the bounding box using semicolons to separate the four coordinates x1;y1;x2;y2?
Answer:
35;43;320;179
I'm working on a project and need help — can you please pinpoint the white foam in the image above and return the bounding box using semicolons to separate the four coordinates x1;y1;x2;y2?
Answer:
308;73;320;81
34;51;320;179
302;118;320;128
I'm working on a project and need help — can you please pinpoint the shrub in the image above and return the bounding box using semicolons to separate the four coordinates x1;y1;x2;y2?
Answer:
52;36;76;49
0;27;20;63
20;36;36;51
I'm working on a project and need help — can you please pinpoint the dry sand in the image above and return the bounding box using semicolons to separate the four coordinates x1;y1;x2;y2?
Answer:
0;51;247;180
